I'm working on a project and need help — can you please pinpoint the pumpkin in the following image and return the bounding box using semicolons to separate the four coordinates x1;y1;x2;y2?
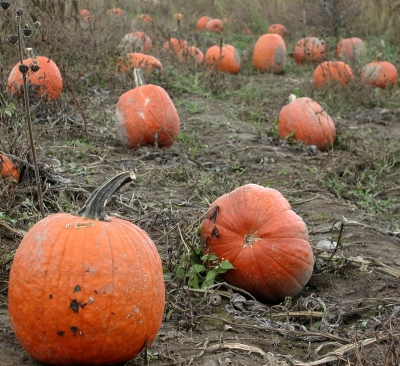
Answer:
312;61;354;89
196;16;211;30
294;37;327;64
139;14;153;23
119;32;153;53
0;153;20;186
8;172;165;365
116;53;163;74
253;33;286;74
79;9;94;23
106;8;124;16
242;28;252;35
278;94;336;151
336;37;367;61
163;38;188;54
200;184;314;303
182;46;204;65
7;53;63;100
361;54;398;89
205;18;224;33
173;13;184;21
268;24;288;38
204;44;241;74
115;68;180;149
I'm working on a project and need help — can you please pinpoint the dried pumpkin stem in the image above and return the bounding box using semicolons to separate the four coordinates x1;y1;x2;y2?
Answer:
76;171;136;221
133;68;146;87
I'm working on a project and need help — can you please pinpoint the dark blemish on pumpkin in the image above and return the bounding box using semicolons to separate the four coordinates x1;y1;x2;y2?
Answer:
209;205;219;222
69;299;80;313
211;226;219;238
49;294;53;299
70;326;78;335
201;236;209;250
57;331;65;336
73;284;81;292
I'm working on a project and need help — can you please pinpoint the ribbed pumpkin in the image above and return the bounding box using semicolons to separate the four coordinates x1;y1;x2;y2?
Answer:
205;18;224;33
8;172;165;365
336;37;367;61
268;24;288;38
253;33;286;74
361;55;398;89
278;94;336;151
116;53;163;74
196;16;211;30
0;153;20;186
313;61;354;89
115;69;180;149
200;184;314;303
294;37;327;64
205;44;241;74
7;54;63;100
119;32;152;53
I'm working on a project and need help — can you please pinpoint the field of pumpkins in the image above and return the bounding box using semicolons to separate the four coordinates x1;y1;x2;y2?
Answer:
0;0;400;364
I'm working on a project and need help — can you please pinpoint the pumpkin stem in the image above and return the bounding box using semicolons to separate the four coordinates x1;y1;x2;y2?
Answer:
76;171;136;221
288;94;297;103
134;68;146;87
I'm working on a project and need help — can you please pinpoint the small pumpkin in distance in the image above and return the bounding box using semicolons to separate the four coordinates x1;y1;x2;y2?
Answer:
0;153;20;186
106;8;124;16
115;68;180;149
173;13;184;21
8;172;165;365
7;49;63;100
205;18;224;33
119;32;153;53
361;54;398;89
182;46;204;64
196;16;211;30
278;94;336;151
336;37;367;61
268;24;288;38
294;37;327;64
163;38;188;54
205;44;241;74
200;184;314;303
253;33;286;74
116;53;163;74
312;61;354;89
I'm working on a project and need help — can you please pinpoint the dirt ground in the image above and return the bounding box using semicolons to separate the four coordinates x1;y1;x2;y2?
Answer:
1;21;400;366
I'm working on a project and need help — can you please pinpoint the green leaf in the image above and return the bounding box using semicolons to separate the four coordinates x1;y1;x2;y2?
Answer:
166;309;174;320
188;273;200;289
163;273;172;281
201;279;215;288
205;270;217;280
192;264;206;273
219;261;235;270
175;267;185;278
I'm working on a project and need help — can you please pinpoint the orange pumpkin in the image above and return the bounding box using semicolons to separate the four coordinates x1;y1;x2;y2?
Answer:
106;8;124;16
336;37;367;61
312;61;354;89
294;37;327;64
140;14;153;23
8;172;165;365
361;56;398;89
79;9;94;23
182;46;204;64
115;69;180;149
196;16;211;30
253;33;286;74
200;184;314;303
268;24;288;38
205;44;241;74
0;153;20;185
205;18;224;33
116;53;163;74
242;28;252;35
119;32;153;53
8;55;63;100
163;38;188;54
278;94;336;151
173;13;184;21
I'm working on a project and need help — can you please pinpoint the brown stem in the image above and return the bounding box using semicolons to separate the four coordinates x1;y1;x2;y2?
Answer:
16;14;45;219
76;171;136;221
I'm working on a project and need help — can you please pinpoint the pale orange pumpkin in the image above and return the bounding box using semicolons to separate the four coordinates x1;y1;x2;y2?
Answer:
336;37;367;61
182;46;204;64
139;14;153;23
253;33;286;74
173;13;184;21
278;94;336;151
196;16;211;30
205;44;241;74
8;53;63;100
361;55;398;89
268;24;288;38
115;69;180;149
200;183;314;303
0;153;20;186
312;61;354;89
294;37;327;64
116;53;163;74
8;172;165;365
119;32;153;53
106;8;124;17
163;38;188;54
205;18;224;33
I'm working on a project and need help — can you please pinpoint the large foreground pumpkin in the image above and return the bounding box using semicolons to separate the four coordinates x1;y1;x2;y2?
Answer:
7;54;63;100
8;172;165;365
200;184;314;303
278;95;336;151
115;69;180;148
